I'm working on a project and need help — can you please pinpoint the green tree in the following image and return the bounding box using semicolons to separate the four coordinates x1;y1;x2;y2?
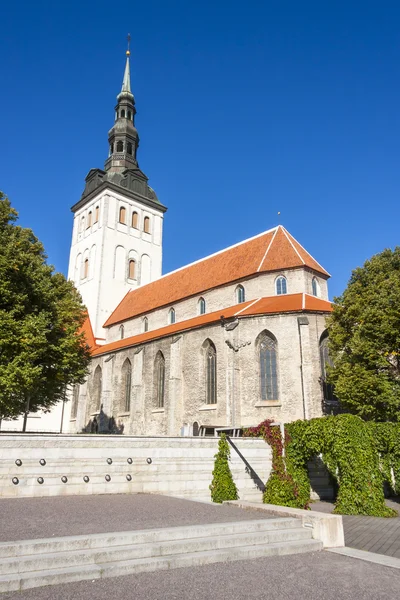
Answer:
327;247;400;421
210;434;239;503
0;192;91;425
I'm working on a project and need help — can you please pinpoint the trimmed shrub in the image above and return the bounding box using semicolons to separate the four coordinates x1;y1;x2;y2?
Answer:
210;434;239;503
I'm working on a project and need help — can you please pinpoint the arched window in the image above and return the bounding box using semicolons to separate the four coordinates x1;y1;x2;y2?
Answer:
276;276;287;295
154;351;165;408
144;216;150;233
83;258;89;279
128;259;136;280
259;332;279;401
71;384;79;419
236;285;245;303
132;211;138;228
143;317;149;332
320;332;337;412
80;216;85;232
198;297;206;315
119;206;126;224
128;110;132;120
94;206;99;223
312;277;320;297
204;340;217;404
87;211;92;228
119;325;125;340
91;365;102;413
168;308;176;325
116;140;123;152
109;143;114;155
121;109;126;118
122;358;132;412
127;142;133;155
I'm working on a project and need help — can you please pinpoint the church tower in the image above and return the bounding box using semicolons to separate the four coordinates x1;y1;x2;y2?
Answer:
68;43;167;338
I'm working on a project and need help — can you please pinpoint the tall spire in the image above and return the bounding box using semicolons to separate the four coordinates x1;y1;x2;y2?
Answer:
104;35;139;174
121;34;131;93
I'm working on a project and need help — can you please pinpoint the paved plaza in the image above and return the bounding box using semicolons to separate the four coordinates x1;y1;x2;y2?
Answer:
312;498;400;559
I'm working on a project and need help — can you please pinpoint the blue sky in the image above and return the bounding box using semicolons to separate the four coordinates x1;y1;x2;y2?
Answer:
1;0;399;299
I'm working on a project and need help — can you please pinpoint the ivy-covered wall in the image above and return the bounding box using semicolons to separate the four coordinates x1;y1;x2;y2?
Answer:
244;414;399;517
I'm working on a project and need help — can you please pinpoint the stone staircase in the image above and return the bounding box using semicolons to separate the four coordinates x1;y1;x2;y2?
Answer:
0;518;322;593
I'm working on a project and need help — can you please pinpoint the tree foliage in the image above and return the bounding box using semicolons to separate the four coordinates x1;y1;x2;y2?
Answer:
327;248;400;421
0;192;91;420
210;434;239;503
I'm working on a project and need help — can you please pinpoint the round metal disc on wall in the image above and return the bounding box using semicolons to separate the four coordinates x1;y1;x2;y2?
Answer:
105;474;111;482
12;477;19;485
146;458;152;464
37;477;44;484
61;476;68;483
15;459;22;467
83;476;90;483
126;474;132;481
107;458;112;465
39;459;46;466
127;458;133;464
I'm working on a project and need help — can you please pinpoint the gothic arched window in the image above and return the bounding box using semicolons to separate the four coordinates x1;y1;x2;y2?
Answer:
143;317;149;332
132;211;138;228
80;216;85;232
94;206;99;223
198;297;206;315
127;142;133;155
258;332;279;401
312;277;320;297
144;216;150;233
91;365;102;413
119;324;125;340
128;259;136;280
276;276;287;295
71;384;79;419
87;211;92;228
168;308;176;325
204;340;217;405
116;140;123;152
236;285;245;303
119;206;126;224
122;358;132;412
154;351;165;408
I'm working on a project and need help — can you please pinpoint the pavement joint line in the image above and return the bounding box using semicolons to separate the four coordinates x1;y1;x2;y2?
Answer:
328;546;400;569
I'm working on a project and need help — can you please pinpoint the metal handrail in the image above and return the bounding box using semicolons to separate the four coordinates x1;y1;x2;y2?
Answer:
226;436;266;493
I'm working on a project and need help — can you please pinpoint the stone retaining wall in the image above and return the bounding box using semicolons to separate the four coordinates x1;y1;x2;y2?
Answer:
0;435;271;503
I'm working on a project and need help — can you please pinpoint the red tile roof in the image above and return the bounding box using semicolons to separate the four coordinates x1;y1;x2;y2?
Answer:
93;294;332;357
104;226;330;327
80;314;98;352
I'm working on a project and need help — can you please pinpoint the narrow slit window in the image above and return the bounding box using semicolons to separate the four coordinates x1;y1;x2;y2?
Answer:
144;216;150;233
94;206;99;223
205;340;217;405
128;259;136;279
87;211;92;228
168;308;176;325
119;206;126;224
83;258;89;279
132;211;139;228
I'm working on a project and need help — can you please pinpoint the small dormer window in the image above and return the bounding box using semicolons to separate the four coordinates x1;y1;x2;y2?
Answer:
312;277;321;297
276;276;287;295
116;140;123;152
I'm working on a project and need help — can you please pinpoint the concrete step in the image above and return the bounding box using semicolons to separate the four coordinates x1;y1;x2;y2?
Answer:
0;528;313;575
0;518;300;558
0;537;322;593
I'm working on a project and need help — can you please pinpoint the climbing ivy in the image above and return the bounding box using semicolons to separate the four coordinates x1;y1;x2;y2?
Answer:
244;415;398;517
210;434;239;503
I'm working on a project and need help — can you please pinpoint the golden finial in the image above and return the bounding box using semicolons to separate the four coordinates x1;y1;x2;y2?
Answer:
126;33;131;56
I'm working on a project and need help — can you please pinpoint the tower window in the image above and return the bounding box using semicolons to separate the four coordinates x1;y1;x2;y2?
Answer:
236;285;245;303
110;143;114;155
128;111;132;120
83;258;89;279
144;216;150;234
276;276;287;295
132;211;138;228
116;140;123;152
128;259;136;279
168;308;176;325
121;110;126;118
80;216;85;232
87;211;92;228
127;142;133;156
94;206;99;223
119;206;126;224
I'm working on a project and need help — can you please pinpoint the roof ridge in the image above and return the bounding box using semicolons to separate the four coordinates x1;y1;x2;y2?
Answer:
257;226;279;272
281;227;305;266
282;226;330;276
235;297;261;315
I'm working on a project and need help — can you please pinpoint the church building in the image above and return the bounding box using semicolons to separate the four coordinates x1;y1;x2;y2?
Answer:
68;49;334;436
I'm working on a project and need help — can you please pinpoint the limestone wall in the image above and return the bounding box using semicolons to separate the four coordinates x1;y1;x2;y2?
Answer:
0;435;271;503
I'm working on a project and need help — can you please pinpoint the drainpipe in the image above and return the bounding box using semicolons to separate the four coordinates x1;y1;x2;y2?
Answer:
297;316;309;420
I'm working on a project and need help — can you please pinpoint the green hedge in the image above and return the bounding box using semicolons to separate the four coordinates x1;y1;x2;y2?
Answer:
210;434;239;503
244;415;399;517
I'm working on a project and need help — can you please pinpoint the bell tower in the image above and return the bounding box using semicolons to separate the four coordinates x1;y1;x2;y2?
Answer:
68;40;167;338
